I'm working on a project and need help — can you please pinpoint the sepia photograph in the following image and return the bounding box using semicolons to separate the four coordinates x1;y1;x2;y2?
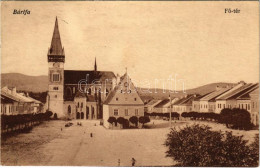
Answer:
1;1;259;167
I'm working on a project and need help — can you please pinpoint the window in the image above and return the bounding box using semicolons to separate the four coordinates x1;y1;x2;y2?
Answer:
220;104;222;108
223;104;225;109
134;98;137;101
125;109;129;116
55;95;57;98
81;102;83;108
116;98;118;101
245;104;247;110
53;87;59;90
52;73;60;82
135;109;138;116
78;102;80;108
248;104;250;110
252;102;254;108
114;109;119;116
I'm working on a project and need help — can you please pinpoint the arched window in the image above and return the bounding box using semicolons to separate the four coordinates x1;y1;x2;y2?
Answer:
88;88;92;95
106;89;109;97
68;105;71;114
66;87;72;97
81;102;83;108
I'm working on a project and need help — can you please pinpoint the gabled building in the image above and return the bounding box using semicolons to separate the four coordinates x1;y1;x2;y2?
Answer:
46;18;116;119
144;99;163;113
192;92;214;112
215;83;257;113
199;87;231;113
1;86;42;115
153;97;179;113
103;73;144;128
172;95;197;114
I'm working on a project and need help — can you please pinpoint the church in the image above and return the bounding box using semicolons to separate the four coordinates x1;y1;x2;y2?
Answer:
46;17;117;119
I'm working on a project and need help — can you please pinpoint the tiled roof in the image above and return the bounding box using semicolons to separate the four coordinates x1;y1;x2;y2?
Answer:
103;85;119;104
200;88;230;101
235;84;259;100
179;95;197;106
154;99;170;108
64;70;115;85
216;83;254;100
145;99;161;106
1;89;33;103
193;92;214;101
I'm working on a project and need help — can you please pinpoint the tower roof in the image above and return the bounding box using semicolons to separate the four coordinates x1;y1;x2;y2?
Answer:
49;17;64;55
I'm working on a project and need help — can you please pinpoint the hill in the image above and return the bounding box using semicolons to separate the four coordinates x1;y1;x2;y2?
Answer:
1;73;48;92
138;82;235;102
1;73;234;101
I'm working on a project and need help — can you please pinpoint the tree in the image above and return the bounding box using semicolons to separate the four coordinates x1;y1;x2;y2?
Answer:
181;112;188;118
138;116;150;128
247;134;259;167
220;108;252;130
219;108;233;127
164;124;257;167
129;116;138;127
117;117;125;128
108;117;117;129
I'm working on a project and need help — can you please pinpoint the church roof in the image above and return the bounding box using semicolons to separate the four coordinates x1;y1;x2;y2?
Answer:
48;17;64;55
64;70;116;85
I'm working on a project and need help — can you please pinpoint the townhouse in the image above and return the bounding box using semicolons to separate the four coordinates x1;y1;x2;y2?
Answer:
215;83;258;113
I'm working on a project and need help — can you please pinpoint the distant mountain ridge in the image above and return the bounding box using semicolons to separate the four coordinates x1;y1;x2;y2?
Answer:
1;73;234;98
1;73;48;92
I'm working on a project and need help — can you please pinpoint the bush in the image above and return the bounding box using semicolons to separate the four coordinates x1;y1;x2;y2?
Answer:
129;116;138;127
116;117;125;128
181;112;188;118
108;117;117;124
138;116;150;128
164;124;258;167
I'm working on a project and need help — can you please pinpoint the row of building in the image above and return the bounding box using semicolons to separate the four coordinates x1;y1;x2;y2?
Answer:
145;81;259;126
0;86;44;115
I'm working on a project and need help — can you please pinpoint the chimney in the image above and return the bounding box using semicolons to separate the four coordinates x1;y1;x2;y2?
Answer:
238;81;246;85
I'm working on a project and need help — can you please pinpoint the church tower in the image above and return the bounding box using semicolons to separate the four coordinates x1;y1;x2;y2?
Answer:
47;17;65;118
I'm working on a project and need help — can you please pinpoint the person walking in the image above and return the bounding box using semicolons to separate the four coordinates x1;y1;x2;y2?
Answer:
131;158;136;166
118;159;120;166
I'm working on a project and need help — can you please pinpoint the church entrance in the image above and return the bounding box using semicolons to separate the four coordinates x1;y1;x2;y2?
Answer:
81;112;84;119
86;107;89;119
76;112;80;119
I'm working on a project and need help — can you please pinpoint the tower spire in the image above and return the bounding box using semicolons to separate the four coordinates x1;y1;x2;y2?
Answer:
49;17;63;55
94;57;97;71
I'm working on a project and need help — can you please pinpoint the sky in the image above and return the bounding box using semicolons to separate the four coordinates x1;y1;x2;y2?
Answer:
1;1;259;90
